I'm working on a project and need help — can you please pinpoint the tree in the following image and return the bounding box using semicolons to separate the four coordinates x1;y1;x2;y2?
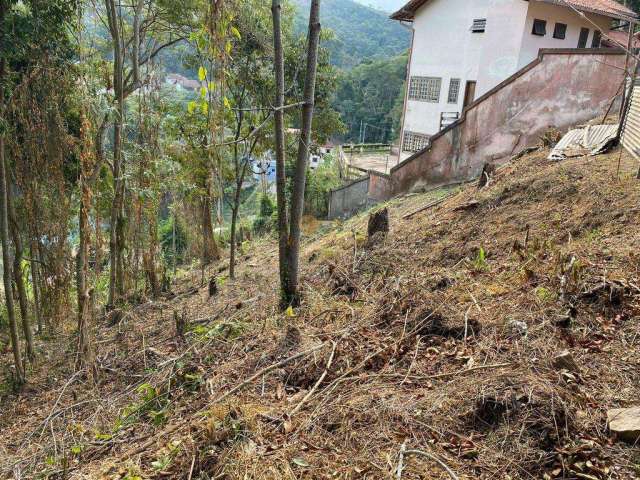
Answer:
103;0;183;308
273;0;322;306
0;0;24;383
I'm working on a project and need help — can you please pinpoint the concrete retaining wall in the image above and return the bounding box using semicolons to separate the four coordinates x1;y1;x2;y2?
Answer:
328;177;370;220
327;170;393;220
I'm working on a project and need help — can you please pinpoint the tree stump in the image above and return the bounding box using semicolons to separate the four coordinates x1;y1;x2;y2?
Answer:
208;276;218;298
478;163;496;189
175;310;186;340
367;207;389;245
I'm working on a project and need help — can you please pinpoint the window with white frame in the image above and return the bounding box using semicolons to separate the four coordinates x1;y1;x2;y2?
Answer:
402;131;430;152
408;76;442;103
448;79;461;104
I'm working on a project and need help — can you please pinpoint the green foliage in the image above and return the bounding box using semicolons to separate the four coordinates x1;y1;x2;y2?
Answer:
535;287;556;303
292;0;410;69
159;216;188;265
192;320;246;341
253;194;276;235
116;383;169;429
333;53;408;143
305;154;343;218
472;247;489;272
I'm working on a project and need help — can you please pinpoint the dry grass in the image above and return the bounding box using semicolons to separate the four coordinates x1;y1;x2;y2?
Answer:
1;146;640;479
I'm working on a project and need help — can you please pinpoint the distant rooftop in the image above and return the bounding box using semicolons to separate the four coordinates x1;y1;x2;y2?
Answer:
391;0;639;22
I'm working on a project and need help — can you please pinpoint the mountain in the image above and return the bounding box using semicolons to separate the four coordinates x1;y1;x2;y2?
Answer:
294;0;410;69
353;0;407;13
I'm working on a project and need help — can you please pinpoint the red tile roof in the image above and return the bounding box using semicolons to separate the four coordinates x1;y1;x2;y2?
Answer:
391;0;638;22
541;0;638;21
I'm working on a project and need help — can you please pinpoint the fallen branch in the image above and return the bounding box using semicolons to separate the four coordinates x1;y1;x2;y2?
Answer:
371;362;512;382
396;440;407;479
402;196;451;220
405;448;459;480
212;343;326;404
290;341;337;416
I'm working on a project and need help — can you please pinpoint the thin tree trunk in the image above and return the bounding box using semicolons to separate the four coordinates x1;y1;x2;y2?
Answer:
172;205;177;277
7;185;34;361
272;0;291;307
77;174;95;378
30;237;43;334
0;25;24;381
106;0;125;308
283;0;321;306
229;164;248;279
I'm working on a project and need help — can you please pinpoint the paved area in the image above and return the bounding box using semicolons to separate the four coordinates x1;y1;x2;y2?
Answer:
345;151;400;174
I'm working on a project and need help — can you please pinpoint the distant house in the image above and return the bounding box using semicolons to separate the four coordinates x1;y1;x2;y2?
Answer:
165;73;202;92
391;0;638;160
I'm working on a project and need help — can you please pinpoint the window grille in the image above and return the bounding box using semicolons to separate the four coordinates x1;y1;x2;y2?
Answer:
402;130;430;152
448;79;461;104
408;76;442;103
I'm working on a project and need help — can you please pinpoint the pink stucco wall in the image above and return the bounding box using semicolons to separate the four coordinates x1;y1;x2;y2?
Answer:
390;49;627;195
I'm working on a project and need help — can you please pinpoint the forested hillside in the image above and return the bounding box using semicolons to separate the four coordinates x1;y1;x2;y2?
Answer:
354;0;406;12
294;0;410;69
333;53;408;143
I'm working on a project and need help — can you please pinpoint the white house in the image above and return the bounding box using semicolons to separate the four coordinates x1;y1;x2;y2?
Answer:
391;0;638;160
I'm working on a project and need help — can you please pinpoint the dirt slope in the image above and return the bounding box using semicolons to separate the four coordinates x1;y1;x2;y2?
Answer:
2;146;640;480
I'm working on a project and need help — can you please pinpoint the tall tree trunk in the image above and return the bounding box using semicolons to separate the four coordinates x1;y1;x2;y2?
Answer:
77;179;96;376
0;23;25;381
7;186;34;361
106;0;125;308
201;181;219;265
283;0;321;306
76;113;96;379
272;0;291;308
30;237;43;334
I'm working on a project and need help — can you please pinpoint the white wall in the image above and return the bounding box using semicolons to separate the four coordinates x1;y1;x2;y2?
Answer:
476;0;529;95
400;0;615;160
403;0;490;137
517;1;612;68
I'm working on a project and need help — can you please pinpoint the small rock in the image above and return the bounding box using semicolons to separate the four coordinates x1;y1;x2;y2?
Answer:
607;407;640;443
552;350;580;373
507;319;528;337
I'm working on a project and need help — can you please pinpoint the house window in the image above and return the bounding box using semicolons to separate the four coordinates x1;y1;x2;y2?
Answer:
592;30;602;47
578;27;590;48
471;19;486;33
408;76;442;103
448;79;461;104
532;19;547;36
402;131;430;153
553;23;567;39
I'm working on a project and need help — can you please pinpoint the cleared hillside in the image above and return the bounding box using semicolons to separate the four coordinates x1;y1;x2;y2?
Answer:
2;143;640;479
